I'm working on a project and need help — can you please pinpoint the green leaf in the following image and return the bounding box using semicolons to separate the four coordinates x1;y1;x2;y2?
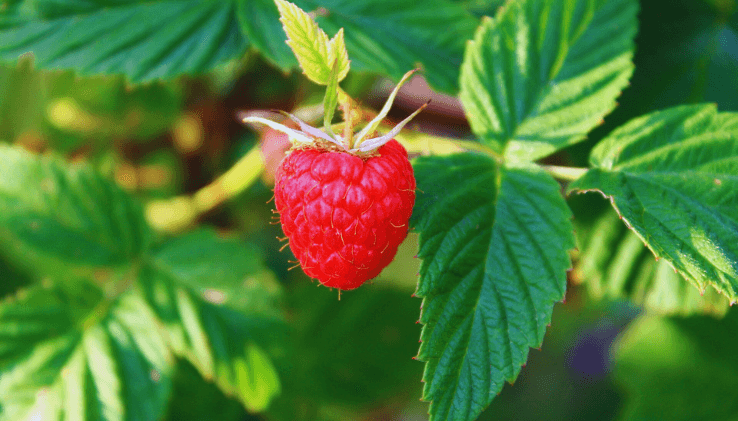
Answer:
575;209;730;317
411;153;574;421
0;0;247;82
0;284;173;421
459;0;637;162
569;104;738;301
0;145;151;278
140;230;285;413
275;0;350;85
298;0;477;93
613;312;738;421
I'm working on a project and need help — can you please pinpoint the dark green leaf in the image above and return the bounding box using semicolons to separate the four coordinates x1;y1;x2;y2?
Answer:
140;231;285;413
0;284;173;421
0;0;247;82
575;209;729;317
411;153;574;421
0;145;151;278
459;0;637;162
569;104;738;301
614;311;738;421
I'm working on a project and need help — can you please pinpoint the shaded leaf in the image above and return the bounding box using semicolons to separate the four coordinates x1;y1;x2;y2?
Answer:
569;104;738;301
411;153;574;421
0;145;151;278
459;0;637;162
0;284;173;421
574;209;729;317
0;0;247;82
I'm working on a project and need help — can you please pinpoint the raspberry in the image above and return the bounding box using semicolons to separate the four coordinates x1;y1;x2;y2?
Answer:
242;68;427;290
274;140;415;290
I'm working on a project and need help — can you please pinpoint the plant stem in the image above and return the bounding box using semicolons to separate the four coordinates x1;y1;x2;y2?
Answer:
146;146;264;233
542;165;588;181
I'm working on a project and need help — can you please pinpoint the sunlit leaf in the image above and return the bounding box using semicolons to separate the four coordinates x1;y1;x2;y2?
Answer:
140;231;285;413
459;0;637;162
569;104;738;301
574;209;730;317
0;284;173;421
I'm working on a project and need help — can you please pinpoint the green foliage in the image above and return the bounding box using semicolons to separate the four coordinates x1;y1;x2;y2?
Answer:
0;148;284;419
459;0;637;162
0;0;247;82
575;209;730;317
614;312;738;420
0;284;173;421
0;145;152;277
1;0;738;420
569;104;738;301
139;230;284;413
0;0;475;92
411;154;575;421
275;0;350;85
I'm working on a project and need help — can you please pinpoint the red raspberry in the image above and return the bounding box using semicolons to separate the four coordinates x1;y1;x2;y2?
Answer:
274;140;415;290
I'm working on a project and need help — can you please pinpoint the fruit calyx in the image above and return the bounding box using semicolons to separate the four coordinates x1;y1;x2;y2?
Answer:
242;69;429;156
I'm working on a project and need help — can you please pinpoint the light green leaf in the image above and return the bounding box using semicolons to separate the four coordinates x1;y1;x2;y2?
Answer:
298;0;476;93
459;0;637;162
0;145;151;278
410;154;574;421
569;104;738;301
613;312;738;421
275;0;349;85
575;209;730;317
140;231;285;413
0;284;173;421
0;0;246;82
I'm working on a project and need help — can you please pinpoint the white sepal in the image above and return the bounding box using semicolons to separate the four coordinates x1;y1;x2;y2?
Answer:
353;69;418;147
351;100;430;153
279;112;345;149
242;116;314;144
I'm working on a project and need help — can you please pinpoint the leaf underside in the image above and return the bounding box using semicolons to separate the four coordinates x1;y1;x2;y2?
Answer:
459;0;638;162
575;209;730;317
411;153;574;421
570;104;738;301
0;0;476;92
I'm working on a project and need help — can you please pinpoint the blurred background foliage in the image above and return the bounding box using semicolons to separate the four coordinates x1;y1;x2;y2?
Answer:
1;0;738;420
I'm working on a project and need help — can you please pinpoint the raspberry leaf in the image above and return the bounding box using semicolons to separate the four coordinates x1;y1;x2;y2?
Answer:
411;154;574;421
139;230;285;413
574;208;729;317
0;0;247;82
0;145;152;279
275;0;350;85
568;104;738;302
459;0;637;162
0;284;173;421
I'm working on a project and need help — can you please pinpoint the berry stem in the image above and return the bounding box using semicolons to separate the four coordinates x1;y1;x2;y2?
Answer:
541;165;588;181
145;145;264;232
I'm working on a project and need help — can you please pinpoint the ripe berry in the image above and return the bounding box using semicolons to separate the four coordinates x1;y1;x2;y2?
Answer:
274;139;415;290
243;69;426;290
